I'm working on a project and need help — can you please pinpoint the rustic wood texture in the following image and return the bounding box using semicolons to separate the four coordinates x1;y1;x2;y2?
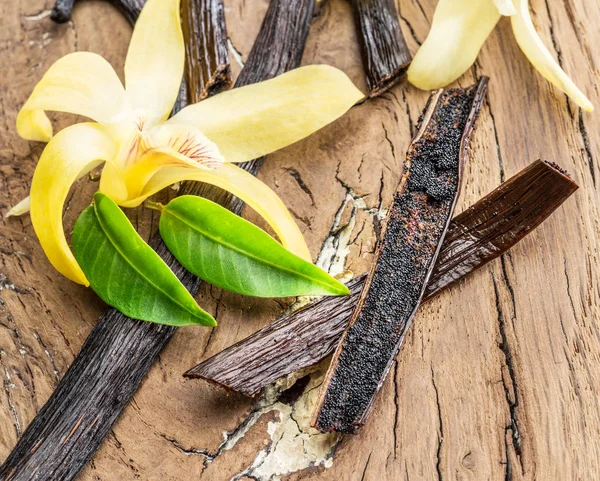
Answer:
0;0;599;479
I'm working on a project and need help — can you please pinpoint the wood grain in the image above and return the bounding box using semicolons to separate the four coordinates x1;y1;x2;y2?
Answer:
1;0;599;479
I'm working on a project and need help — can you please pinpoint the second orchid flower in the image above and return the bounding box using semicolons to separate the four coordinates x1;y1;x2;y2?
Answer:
407;0;593;112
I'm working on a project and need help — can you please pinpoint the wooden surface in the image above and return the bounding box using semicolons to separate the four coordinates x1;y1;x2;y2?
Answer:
0;0;599;479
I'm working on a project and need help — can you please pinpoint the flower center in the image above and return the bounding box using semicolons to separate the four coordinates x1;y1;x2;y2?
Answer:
114;118;225;171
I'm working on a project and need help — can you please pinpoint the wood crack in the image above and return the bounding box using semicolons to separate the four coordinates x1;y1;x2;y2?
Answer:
563;258;578;323
0;350;22;437
360;452;372;481
392;362;400;460
431;366;443;481
397;11;421;46
491;272;523;480
284;167;316;206
33;331;61;382
160;434;212;460
577;109;596;186
485;96;506;182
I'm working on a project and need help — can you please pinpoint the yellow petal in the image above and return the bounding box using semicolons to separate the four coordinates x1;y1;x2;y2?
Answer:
6;196;31;217
125;0;184;122
407;0;501;90
121;163;312;261
494;0;516;16
17;52;129;142
30;123;116;285
510;0;593;112
98;162;129;204
168;65;364;163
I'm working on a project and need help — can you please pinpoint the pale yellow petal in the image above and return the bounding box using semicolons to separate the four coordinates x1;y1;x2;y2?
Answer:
17;52;128;142
30;123;116;285
511;0;593;111
98;162;129;204
407;0;500;90
494;0;516;16
121;163;312;261
168;65;364;163
125;0;184;122
6;196;31;217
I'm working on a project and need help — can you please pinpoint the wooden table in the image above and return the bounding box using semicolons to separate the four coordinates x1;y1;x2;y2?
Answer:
1;0;599;479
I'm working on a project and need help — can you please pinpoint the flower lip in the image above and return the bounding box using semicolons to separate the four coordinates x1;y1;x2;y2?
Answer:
139;123;226;169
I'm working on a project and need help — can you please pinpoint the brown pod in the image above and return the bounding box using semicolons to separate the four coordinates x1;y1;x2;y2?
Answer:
51;0;144;25
312;79;488;433
235;0;314;87
425;160;578;297
182;0;232;102
352;0;412;96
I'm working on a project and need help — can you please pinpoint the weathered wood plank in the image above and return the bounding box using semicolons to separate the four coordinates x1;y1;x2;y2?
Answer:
1;0;599;479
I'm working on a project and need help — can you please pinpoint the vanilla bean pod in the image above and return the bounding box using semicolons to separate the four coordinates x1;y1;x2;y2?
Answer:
185;159;577;396
352;0;411;97
235;0;314;87
182;0;232;101
52;0;144;24
0;1;313;479
311;79;488;433
425;160;578;296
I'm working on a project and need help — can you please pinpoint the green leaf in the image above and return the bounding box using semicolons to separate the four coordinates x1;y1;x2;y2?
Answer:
158;195;349;298
72;193;216;327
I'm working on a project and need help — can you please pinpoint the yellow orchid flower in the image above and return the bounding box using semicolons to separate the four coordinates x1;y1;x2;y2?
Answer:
8;0;364;286
407;0;593;112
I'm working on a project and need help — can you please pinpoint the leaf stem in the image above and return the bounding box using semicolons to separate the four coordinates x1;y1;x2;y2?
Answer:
144;201;164;213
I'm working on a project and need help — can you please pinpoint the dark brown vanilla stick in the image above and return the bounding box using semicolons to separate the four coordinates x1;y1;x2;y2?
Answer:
186;160;578;396
182;0;232;101
235;0;314;87
352;0;412;97
312;80;488;433
0;1;314;480
52;0;144;24
426;160;578;297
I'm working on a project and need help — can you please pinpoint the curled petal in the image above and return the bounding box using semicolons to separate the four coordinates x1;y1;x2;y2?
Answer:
6;196;31;217
125;0;185;122
168;65;364;163
407;0;500;90
98;162;129;205
121;163;312;261
511;0;593;112
17;52;129;142
30;123;116;285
